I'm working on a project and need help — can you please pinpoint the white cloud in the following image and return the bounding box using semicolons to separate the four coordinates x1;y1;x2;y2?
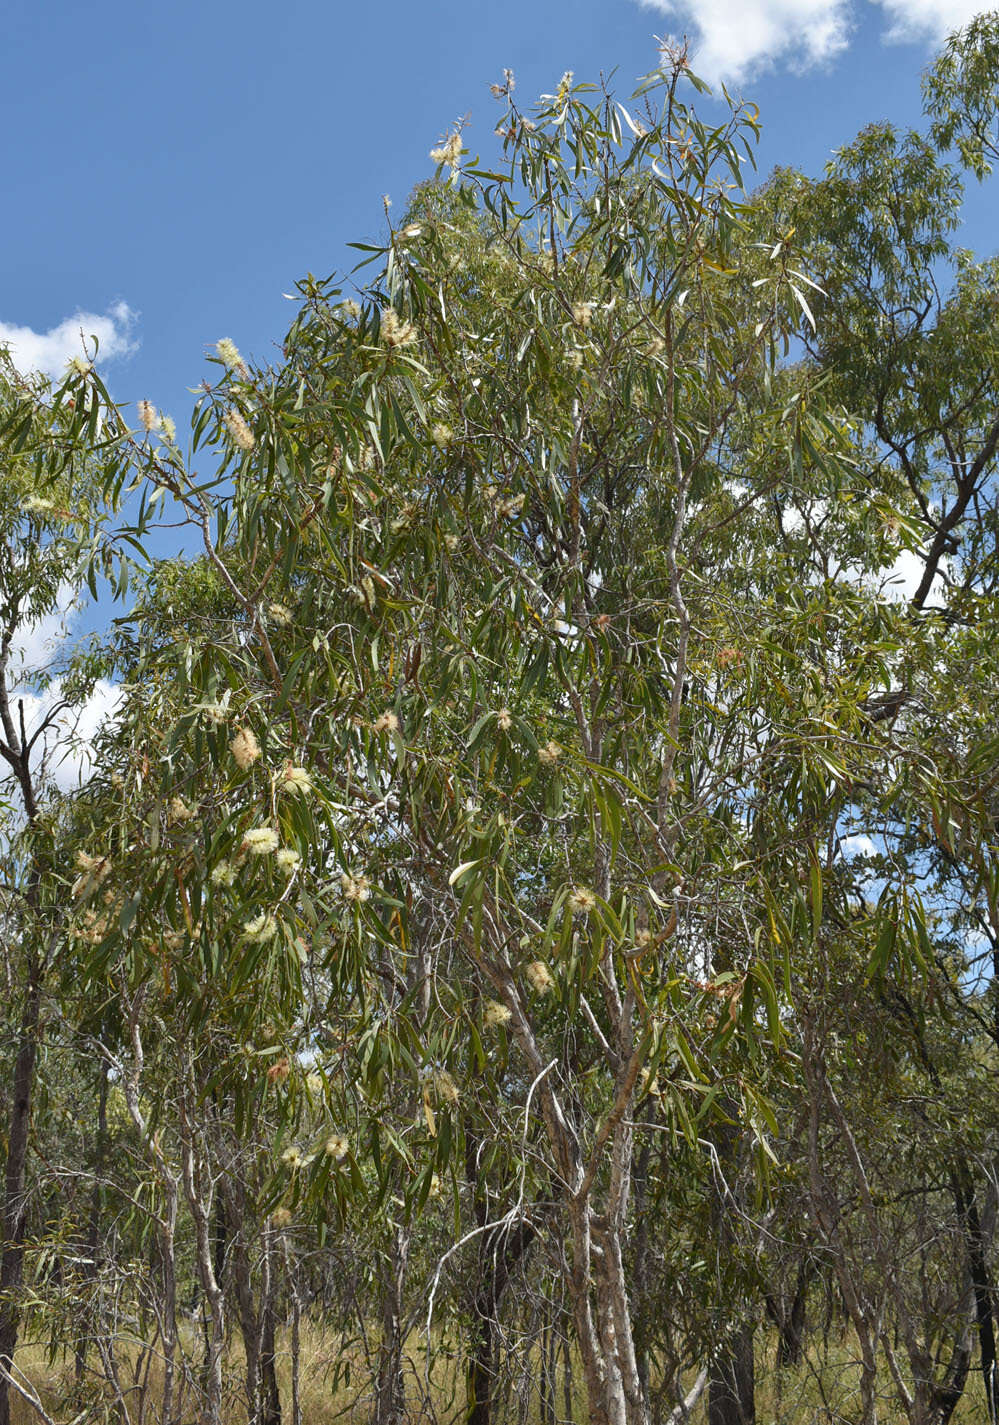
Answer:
0;301;136;383
841;833;878;858
874;0;985;43
16;678;123;793
635;0;985;85
3;593;121;797
637;0;851;84
8;584;79;678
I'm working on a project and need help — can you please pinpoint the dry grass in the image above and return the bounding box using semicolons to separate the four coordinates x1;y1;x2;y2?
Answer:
4;1325;992;1424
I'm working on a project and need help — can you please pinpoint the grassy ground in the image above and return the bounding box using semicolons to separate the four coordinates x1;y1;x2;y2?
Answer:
5;1327;993;1424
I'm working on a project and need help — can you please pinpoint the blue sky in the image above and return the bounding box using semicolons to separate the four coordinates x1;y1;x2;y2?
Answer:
1;0;994;426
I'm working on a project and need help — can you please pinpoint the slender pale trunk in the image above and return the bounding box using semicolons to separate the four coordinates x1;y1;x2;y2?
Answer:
375;1223;410;1425
75;1059;111;1392
0;640;44;1425
178;1072;225;1425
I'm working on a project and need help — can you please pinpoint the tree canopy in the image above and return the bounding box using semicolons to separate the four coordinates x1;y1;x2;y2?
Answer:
2;22;999;1425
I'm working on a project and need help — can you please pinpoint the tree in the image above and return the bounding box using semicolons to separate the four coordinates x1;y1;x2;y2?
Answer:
0;348;136;1425
3;26;999;1425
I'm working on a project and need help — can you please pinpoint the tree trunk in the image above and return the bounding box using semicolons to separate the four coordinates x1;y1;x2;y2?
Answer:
75;1058;110;1392
0;958;41;1425
708;1326;755;1425
951;1164;998;1425
257;1289;282;1425
375;1224;410;1425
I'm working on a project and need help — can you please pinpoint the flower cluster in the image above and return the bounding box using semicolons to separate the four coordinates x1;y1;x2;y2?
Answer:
168;796;195;825
483;1000;512;1029
380;309;417;349
243;827;279;856
23;495;55;516
434;1069;460;1105
430;131;463;169
72;851;112;901
243;913;278;943
341;873;372;904
216;337;248;377
525;960;555;995
538;740;561;765
224;409;255;453
231;726;261;769
568;886;597;914
280;763;313;795
137;399;158;433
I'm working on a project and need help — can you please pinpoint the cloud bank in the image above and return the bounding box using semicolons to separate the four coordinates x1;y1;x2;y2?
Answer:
6;590;122;796
0;301;136;383
636;0;986;85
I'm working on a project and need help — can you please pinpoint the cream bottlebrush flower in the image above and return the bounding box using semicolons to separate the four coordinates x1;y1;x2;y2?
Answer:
525;960;554;995
323;1133;349;1160
380;308;417;349
340;298;361;320
224;408;255;452
341;873;372;904
496;493;525;518
645;337;666;358
137;399;158;433
168;796;195;824
270;1207;293;1228
280;1146;302;1167
275;848;301;874
397;223;423;242
280;764;313;795
211;861;237;888
202;701;228;724
68;356;93;376
22;495;55;515
160;414;177;442
538;740;561;765
430;130;463;168
496;708;513;731
568;886;597;914
444;533;459;552
571;302;594;329
431;422;454;449
433;1069;460;1105
216;337;248;376
243;912;278;942
483;1000;512;1029
372;710;400;734
268;602;293;627
72;852;111;900
567;349;584;371
243;827;279;855
231;726;261;769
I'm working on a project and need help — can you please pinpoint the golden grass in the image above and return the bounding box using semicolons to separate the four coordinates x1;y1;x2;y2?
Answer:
4;1325;992;1424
